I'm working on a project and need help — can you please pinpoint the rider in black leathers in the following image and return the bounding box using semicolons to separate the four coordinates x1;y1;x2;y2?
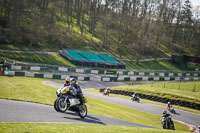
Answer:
70;78;84;104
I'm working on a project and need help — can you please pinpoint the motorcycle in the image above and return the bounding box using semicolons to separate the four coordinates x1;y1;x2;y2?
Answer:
103;89;110;96
131;94;140;103
167;105;176;113
161;116;175;130
54;86;87;118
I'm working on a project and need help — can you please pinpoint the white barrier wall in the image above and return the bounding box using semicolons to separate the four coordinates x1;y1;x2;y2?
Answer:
154;77;160;81
25;72;34;77
102;78;110;82
130;76;137;81
58;67;68;72
30;67;40;71
76;69;84;73
44;74;53;79
139;72;145;76
128;71;134;75
149;72;155;76
13;66;22;70
91;70;98;74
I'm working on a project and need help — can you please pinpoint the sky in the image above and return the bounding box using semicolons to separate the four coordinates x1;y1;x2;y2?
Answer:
190;0;200;6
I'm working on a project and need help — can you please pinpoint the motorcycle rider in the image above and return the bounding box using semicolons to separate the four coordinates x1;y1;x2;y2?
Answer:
70;78;84;104
166;101;171;109
162;110;171;118
132;92;138;99
162;110;175;129
104;87;110;95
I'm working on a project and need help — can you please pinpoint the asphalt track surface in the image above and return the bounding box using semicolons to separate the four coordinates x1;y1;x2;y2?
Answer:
0;80;152;128
0;99;153;128
44;81;200;128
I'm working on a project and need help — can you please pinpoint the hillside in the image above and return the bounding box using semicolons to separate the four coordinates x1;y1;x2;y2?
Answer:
0;0;200;71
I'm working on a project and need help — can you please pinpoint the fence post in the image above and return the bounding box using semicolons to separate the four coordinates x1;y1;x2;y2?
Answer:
178;82;181;90
193;84;196;92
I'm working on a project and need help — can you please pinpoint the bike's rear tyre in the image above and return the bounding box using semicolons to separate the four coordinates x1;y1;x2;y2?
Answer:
78;104;87;118
137;98;140;103
54;98;60;112
58;97;68;112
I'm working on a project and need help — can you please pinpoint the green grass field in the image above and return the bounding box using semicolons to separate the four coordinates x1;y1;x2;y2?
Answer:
0;76;189;132
111;81;200;104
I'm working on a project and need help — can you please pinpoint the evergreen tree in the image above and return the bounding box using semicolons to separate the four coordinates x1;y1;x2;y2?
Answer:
181;0;193;27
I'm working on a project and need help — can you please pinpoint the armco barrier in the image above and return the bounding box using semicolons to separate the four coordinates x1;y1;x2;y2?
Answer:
9;64;200;78
101;76;199;82
5;71;90;81
99;89;200;110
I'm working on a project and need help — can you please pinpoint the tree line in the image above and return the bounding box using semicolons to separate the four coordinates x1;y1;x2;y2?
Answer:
0;0;199;60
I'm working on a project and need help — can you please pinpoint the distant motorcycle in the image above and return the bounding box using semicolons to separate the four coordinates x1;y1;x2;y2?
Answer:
103;89;110;96
161;116;175;130
131;94;140;103
167;105;176;113
131;96;140;103
54;86;87;118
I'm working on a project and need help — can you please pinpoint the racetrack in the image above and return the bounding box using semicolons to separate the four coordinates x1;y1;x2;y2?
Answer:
44;81;200;128
0;99;153;128
1;80;200;129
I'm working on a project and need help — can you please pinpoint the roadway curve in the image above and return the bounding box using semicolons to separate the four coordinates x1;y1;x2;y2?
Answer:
0;99;152;128
44;81;200;128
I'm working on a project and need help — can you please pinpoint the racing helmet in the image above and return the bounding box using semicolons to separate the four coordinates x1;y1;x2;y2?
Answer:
168;101;171;104
65;77;70;86
163;110;167;115
70;78;77;85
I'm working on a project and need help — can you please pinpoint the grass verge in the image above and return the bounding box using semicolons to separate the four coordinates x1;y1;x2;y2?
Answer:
0;123;190;133
111;81;200;104
0;76;190;132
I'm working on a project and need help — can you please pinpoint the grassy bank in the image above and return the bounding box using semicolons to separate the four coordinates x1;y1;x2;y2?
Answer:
0;51;75;67
0;76;189;132
111;81;200;103
1;49;199;71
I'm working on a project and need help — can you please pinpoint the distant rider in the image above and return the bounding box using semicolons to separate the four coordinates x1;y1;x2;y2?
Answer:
132;92;137;98
70;78;84;104
104;87;110;95
166;102;171;109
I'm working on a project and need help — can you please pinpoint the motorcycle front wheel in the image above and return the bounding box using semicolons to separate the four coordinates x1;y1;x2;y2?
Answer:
54;98;60;112
58;97;68;112
78;104;87;118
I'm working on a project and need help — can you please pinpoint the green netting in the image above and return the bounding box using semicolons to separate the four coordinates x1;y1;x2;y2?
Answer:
64;50;87;61
98;54;119;64
79;52;105;63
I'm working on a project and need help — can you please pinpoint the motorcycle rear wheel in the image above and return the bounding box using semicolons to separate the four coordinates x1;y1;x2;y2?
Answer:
78;104;87;118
